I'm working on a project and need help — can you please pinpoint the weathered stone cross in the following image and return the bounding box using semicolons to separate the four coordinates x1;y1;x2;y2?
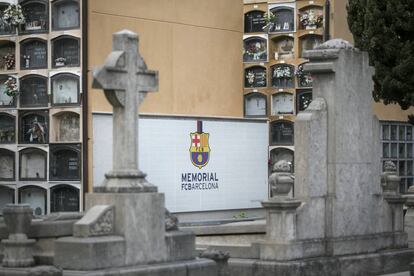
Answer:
92;30;158;193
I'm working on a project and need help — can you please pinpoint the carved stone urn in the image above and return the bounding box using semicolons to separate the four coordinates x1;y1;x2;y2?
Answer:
381;161;400;196
1;204;35;267
269;160;294;199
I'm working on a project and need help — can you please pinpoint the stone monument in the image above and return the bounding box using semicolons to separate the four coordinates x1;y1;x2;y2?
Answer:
228;39;414;276
53;29;217;275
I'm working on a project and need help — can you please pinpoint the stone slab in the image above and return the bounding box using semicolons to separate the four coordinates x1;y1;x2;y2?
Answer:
61;258;216;276
165;231;196;262
86;192;167;266
228;248;414;276
0;265;62;276
54;236;125;270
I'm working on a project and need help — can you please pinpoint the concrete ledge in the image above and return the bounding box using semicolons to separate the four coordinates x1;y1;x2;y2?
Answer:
61;258;217;276
0;220;77;239
228;248;414;276
54;236;125;270
182;220;265;236
205;244;260;259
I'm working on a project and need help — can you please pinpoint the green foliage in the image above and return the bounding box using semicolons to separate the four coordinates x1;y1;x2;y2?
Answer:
347;0;414;110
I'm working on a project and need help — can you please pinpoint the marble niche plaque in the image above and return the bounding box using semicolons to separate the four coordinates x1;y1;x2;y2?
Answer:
244;93;267;117
0;149;14;180
52;73;79;104
269;6;294;33
271;120;294;145
243;36;267;63
52;0;80;30
52;36;80;68
272;92;293;115
55;112;80;142
19;148;47;180
19;186;46;216
20;0;48;33
20;39;47;69
0;113;15;143
245;66;267;88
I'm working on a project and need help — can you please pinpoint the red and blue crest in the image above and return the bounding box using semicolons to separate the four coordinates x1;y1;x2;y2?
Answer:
189;121;210;169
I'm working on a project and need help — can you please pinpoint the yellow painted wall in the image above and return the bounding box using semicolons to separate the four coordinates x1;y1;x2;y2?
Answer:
88;0;243;117
87;0;243;190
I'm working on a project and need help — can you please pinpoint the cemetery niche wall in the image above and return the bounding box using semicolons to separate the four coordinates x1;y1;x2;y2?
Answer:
272;92;293;115
270;120;294;145
50;184;79;212
268;4;295;33
0;0;83;215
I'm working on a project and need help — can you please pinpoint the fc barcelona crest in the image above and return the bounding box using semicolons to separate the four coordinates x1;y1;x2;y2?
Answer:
189;121;210;169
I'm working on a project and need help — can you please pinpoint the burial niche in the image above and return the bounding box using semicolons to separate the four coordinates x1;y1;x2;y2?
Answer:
299;6;323;30
18;185;46;216
244;66;266;88
296;63;313;87
20;0;48;33
272;92;293;115
0;3;16;35
271;64;294;88
20;75;48;107
0;113;15;143
243;36;267;62
270;120;294;145
0;75;17;107
49;144;81;181
20;111;48;143
0;149;15;180
244;93;267;117
19;148;47;180
296;89;312;113
53;112;80;142
270;147;294;171
50;184;79;212
0;41;16;71
20;38;47;69
244;10;266;33
0;186;14;214
268;6;294;33
271;36;294;61
52;36;80;68
52;73;79;105
52;0;80;30
300;34;323;57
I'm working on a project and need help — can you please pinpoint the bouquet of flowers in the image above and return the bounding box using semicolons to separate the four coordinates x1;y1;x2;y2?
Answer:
3;53;15;70
2;4;25;26
273;66;292;79
262;11;278;32
55;57;66;66
3;76;18;97
295;64;313;87
300;10;323;29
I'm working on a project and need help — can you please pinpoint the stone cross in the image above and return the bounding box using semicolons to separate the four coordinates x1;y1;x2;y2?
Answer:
92;30;158;192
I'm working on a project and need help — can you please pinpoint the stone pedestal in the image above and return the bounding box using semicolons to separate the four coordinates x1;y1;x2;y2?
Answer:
86;192;167;265
1;204;35;268
405;187;414;248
